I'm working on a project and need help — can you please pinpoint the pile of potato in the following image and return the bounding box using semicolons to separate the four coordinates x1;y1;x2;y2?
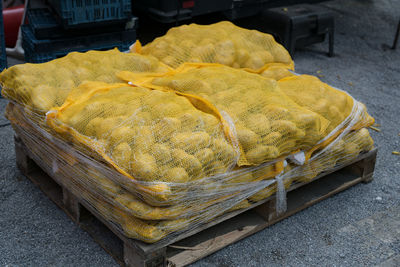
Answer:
120;65;329;165
48;82;239;202
137;21;294;70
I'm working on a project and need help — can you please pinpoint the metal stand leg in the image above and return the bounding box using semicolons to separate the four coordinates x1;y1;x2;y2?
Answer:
328;24;334;57
391;19;400;50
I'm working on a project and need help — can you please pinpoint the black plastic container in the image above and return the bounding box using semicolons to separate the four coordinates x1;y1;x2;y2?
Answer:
133;0;233;23
22;25;135;63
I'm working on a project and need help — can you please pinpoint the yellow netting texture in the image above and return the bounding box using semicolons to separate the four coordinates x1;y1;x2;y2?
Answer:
0;49;169;115
46;82;245;204
278;75;355;133
135;21;294;71
119;64;330;166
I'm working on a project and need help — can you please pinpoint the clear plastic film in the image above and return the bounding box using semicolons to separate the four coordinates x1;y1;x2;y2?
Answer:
134;21;294;71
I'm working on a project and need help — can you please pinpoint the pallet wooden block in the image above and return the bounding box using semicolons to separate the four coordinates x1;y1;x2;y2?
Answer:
14;135;377;267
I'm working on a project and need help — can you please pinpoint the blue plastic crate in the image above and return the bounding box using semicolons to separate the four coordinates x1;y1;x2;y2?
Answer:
27;8;133;40
48;0;132;28
0;1;7;71
22;25;134;63
26;8;63;39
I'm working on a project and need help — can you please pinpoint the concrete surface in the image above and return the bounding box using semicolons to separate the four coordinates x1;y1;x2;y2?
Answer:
1;0;399;266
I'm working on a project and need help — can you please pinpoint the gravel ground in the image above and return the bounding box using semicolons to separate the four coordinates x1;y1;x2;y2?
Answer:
1;0;399;266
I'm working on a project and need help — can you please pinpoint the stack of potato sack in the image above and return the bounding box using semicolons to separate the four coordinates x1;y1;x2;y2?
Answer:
1;21;375;244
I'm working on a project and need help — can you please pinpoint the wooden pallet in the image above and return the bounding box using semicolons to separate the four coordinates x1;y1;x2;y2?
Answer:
14;135;377;267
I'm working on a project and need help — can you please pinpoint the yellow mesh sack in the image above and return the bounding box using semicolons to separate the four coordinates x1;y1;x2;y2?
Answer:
277;74;374;148
119;64;330;166
278;75;356;133
134;21;294;71
0;49;170;116
46;81;239;205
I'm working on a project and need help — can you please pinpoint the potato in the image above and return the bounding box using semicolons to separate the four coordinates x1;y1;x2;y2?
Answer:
262;131;282;146
354;128;374;151
236;126;261;150
270;120;299;137
109;126;136;145
244;51;274;69
202;114;220;130
84;117;103;137
246;145;279;164
344;142;360;159
112;142;132;170
262;105;291;120
215;40;235;66
314;98;329;114
97;117;119;138
246;113;271;136
153;102;182;118
163;167;189;183
278;139;297;154
293;113;319;129
171;149;202;178
130;153;158;181
206;160;229;176
135;111;152;124
179;112;202;130
235;49;250;66
229;101;248;117
270;45;291;64
212;138;237;164
153;117;181;140
191;43;215;58
134;126;155;152
31;84;56;111
152;143;172;165
195;148;215;166
162;55;176;67
170;131;211;151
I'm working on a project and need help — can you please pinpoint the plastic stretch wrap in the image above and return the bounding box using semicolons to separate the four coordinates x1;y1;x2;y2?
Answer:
1;47;375;244
133;21;294;71
5;99;374;244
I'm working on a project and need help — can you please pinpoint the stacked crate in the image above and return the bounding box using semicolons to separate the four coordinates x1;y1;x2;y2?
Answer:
23;0;137;63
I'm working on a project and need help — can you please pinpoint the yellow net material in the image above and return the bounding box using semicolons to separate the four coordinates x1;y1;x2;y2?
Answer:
0;49;170;116
118;64;330;166
278;75;355;133
46;82;241;205
134;21;294;71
